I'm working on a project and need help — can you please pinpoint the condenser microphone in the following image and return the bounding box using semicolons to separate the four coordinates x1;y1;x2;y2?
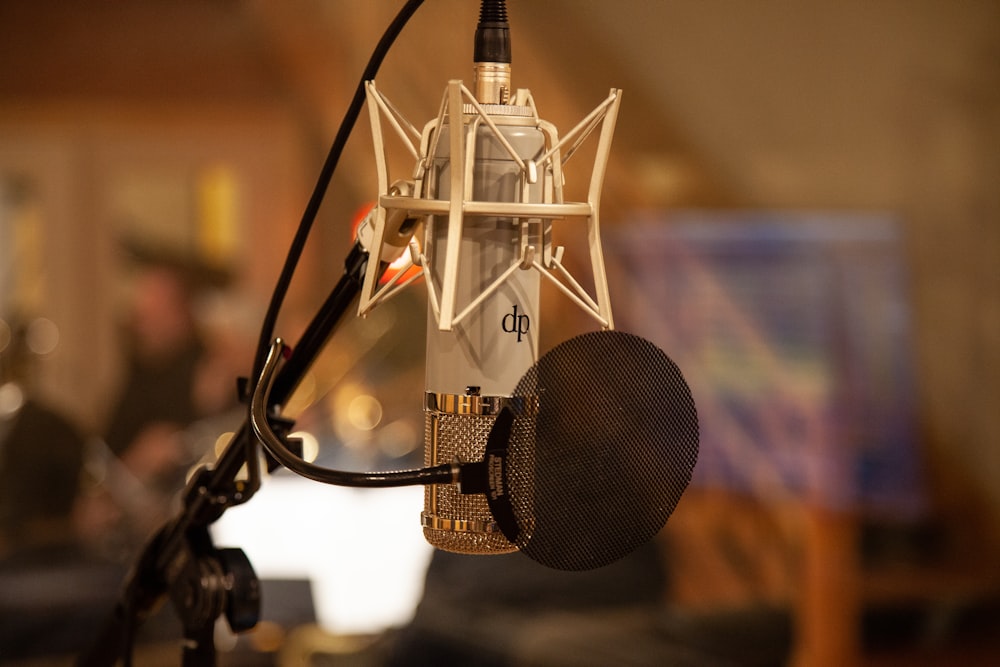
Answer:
357;0;687;564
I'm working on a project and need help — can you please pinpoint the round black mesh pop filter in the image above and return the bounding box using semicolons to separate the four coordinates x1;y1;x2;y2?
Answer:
486;330;699;571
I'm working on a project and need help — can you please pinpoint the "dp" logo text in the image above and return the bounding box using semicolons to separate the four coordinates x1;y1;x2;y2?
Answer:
501;304;531;343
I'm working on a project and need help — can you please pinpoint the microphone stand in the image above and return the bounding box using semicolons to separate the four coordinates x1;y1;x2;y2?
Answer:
80;241;381;667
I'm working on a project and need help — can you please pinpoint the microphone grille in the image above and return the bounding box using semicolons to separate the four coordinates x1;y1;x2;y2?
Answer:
422;410;532;554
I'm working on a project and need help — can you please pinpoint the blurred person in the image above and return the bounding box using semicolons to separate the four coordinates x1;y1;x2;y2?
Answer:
0;315;86;556
98;236;242;553
0;314;125;660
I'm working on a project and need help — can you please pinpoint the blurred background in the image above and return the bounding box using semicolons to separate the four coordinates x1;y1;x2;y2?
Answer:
0;1;998;665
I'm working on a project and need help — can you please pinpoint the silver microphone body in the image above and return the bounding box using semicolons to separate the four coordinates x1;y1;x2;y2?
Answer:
421;111;545;554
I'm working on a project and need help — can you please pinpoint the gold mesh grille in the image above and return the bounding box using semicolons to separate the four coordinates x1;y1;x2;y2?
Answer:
422;410;517;554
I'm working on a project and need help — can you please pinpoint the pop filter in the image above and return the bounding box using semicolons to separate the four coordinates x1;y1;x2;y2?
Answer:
468;330;699;571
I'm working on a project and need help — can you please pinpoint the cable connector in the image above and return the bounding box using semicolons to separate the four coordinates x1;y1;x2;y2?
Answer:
473;0;511;104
